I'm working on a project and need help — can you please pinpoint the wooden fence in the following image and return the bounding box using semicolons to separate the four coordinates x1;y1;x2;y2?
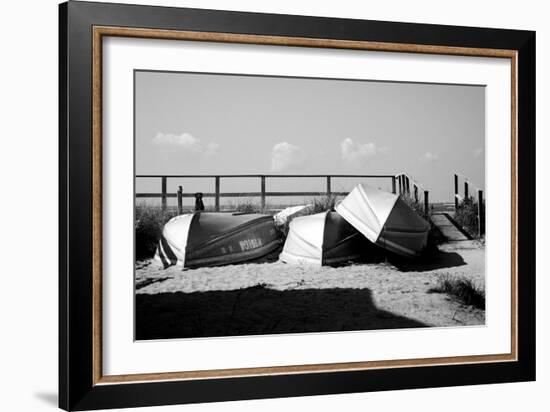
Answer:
454;173;485;237
136;173;430;215
395;172;430;214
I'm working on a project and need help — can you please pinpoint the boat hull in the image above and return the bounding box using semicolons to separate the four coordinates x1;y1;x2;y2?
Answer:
156;212;282;268
185;217;281;268
336;184;429;257
280;211;378;266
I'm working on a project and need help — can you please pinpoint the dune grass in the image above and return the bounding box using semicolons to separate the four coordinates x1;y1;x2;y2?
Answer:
230;199;262;214
428;274;485;309
454;197;482;238
135;205;179;260
308;194;338;214
273;194;337;238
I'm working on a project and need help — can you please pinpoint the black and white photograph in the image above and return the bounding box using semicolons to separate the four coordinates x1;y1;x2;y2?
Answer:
134;70;486;340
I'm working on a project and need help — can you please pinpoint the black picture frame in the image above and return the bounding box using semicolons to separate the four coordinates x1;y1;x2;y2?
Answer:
59;1;536;410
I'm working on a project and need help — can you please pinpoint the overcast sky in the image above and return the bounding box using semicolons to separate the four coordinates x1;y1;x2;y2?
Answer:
135;70;484;203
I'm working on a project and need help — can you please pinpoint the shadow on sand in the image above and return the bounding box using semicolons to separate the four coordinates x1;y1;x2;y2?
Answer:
389;249;466;272
136;285;427;340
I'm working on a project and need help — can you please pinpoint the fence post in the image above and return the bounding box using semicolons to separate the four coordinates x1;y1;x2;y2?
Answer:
397;175;401;195
177;186;183;215
406;176;410;195
464;181;469;200
214;176;220;212
398;175;402;195
161;176;167;212
424;191;429;216
260;175;266;211
414;185;418;203
392;176;396;194
478;190;484;237
454;174;459;210
326;176;331;196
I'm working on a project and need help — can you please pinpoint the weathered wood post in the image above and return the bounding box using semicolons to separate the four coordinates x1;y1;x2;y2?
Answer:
478;190;484;237
161;176;167;212
326;176;331;197
392;176;397;194
424;190;429;216
414;185;418;203
214;176;220;212
397;175;401;195
454;174;459;210
398;175;403;195
464;180;469;200
177;186;183;215
260;175;266;211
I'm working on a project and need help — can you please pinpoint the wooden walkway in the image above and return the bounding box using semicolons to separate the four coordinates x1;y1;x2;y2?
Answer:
431;213;470;242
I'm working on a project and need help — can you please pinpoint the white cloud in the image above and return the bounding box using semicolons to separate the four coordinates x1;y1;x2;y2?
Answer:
473;147;484;158
270;142;306;172
421;151;439;162
153;132;219;156
341;138;388;164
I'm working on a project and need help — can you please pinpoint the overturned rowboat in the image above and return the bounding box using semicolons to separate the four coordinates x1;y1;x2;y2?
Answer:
336;184;430;257
155;212;281;269
279;211;375;266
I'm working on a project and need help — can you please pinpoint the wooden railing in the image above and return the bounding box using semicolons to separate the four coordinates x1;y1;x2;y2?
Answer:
136;173;430;215
395;172;430;214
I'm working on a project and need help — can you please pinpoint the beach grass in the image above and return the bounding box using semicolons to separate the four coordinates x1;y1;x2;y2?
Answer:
230;199;263;214
273;194;337;237
308;194;338;213
135;204;179;259
428;274;485;309
454;197;481;238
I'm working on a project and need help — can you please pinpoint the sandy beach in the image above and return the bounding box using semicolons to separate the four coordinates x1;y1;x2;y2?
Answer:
135;240;485;339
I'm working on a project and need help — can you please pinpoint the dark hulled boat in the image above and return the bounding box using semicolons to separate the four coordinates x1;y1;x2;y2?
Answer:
155;212;281;269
